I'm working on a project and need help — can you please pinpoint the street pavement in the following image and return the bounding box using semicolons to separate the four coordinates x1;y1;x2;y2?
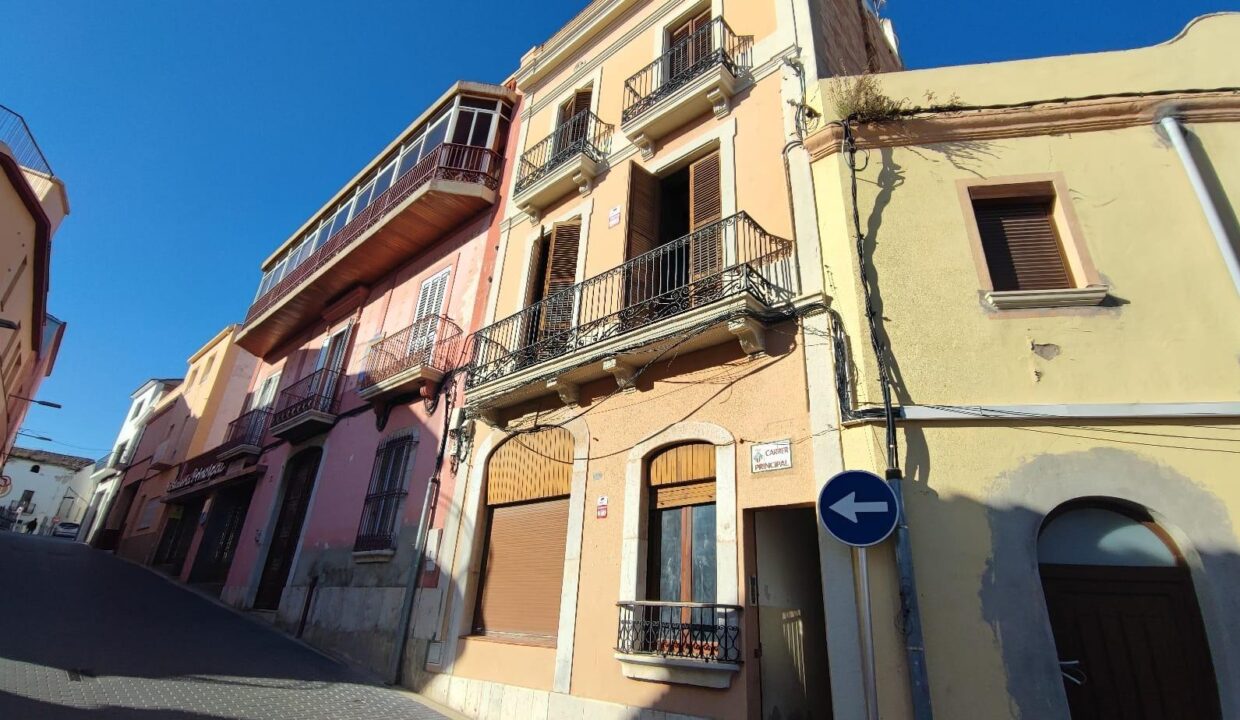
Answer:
0;531;451;719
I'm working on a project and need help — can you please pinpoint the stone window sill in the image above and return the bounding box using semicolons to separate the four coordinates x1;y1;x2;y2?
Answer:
985;285;1109;310
352;548;395;563
614;652;740;689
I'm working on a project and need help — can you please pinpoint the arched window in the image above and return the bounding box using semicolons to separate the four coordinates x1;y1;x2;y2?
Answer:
473;427;573;645
1037;500;1219;718
646;442;717;604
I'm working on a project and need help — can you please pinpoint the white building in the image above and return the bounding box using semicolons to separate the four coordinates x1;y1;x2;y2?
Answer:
80;378;181;543
1;447;94;534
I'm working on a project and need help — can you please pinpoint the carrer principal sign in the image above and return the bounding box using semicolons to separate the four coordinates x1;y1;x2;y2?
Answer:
750;439;792;473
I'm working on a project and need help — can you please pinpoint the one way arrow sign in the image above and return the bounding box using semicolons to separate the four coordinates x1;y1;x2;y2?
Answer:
817;470;899;547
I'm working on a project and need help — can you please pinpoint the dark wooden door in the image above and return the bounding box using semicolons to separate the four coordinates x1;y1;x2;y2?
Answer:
1041;564;1220;720
254;450;321;610
190;482;255;586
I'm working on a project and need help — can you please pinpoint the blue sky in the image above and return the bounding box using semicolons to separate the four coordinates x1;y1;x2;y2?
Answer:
3;0;1233;457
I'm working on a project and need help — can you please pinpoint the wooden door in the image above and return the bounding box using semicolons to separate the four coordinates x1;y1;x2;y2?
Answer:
555;89;593;155
668;10;712;81
254;449;321;610
688;151;723;303
622;165;662;327
535;221;580;358
1041;564;1220;720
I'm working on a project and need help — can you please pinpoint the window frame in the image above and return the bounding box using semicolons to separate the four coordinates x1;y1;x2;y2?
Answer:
353;431;418;554
957;173;1107;311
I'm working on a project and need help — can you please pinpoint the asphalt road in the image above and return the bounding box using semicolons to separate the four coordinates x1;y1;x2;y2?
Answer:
0;531;451;719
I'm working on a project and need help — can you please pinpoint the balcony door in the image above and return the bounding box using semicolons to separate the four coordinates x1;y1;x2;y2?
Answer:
408;268;450;363
313;326;350;403
523;221;581;362
667;10;713;82
623;151;721;322
554;89;593;158
250;372;281;411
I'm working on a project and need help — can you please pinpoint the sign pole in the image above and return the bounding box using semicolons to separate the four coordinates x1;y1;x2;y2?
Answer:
855;546;880;720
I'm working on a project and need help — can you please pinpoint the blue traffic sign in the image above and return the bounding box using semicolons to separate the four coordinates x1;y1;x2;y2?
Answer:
817;470;899;547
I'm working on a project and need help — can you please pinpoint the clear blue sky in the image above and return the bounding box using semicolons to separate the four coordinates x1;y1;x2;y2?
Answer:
3;0;1233;458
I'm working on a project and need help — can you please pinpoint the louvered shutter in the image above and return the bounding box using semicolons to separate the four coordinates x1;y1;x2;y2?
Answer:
538;221;581;346
649;442;717;509
688;152;723;299
409;270;449;359
473;498;569;641
624;166;661;314
690;10;713;67
974;198;1072;291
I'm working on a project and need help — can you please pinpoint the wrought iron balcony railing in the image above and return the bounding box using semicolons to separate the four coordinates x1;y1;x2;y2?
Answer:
0;103;53;178
515;110;614;195
621;17;752;124
616;601;742;663
468;211;794;387
92;450;125;474
359;314;464;390
272;368;343;426
218;407;272;455
245;143;503;325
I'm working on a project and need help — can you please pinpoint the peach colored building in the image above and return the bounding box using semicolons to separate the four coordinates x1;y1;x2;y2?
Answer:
0;104;69;465
109;326;257;569
201;81;520;680
413;2;899;718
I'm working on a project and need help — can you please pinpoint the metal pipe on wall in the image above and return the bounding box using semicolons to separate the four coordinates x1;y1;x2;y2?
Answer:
1158;114;1240;297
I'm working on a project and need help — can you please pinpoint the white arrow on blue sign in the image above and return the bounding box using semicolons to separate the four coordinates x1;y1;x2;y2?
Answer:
817;470;900;547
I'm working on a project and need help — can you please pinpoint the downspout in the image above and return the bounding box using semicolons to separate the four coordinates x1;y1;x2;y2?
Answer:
842;119;933;720
388;377;456;686
1158;113;1240;297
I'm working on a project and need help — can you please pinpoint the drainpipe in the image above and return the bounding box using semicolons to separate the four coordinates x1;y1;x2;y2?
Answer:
1158;114;1240;297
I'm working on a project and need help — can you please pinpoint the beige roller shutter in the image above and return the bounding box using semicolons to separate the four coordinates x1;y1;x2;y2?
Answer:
473;498;570;642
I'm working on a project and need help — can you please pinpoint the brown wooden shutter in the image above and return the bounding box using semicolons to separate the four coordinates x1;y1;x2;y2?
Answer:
973;197;1071;291
486;428;574;506
688;152;723;290
538;221;581;339
626;166;661;260
649;443;716;509
473;498;569;641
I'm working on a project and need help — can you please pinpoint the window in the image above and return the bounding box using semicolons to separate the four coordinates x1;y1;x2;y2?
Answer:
186;368;198;387
129;401;145;420
354;433;417;552
410;269;450;359
200;355;213;384
251;372;281;410
646;443;717;604
974;197;1070;292
473;428;573;644
960;176;1106;310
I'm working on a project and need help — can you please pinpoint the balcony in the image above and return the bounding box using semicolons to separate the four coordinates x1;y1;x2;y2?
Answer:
150;439;177;471
270;369;342;441
468;212;794;408
513;110;613;220
621;18;752;159
238;143;504;357
91;450;126;479
358;315;463;403
216;408;271;461
615;601;742;688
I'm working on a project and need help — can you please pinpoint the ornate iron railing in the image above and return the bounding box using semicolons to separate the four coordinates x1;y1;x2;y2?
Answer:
272;368;342;426
616;601;742;663
0;104;53;178
515;110;613;194
621;17;752;124
359;315;463;390
468;212;794;387
245;143;504;324
218;408;272;455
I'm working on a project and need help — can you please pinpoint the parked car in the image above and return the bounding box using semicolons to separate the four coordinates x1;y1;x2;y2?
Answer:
51;522;80;540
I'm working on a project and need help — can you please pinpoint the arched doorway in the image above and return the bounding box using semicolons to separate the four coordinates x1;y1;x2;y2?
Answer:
254;447;322;610
1038;500;1220;719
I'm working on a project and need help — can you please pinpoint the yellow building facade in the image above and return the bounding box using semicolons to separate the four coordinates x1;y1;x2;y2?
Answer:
807;13;1240;719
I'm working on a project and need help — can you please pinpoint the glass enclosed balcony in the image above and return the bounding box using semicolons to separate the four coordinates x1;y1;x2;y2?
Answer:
237;83;515;357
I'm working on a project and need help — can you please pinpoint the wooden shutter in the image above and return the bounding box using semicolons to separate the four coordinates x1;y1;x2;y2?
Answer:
538;221;581;338
688;152;723;288
973;197;1071;291
649;443;716;509
413;270;449;322
626;166;661;260
474;498;570;641
487;428;574;506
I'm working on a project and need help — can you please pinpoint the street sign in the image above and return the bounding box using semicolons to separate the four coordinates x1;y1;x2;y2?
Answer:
817;470;899;547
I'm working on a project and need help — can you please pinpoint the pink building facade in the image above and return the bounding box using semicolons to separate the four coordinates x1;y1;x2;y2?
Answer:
191;81;519;678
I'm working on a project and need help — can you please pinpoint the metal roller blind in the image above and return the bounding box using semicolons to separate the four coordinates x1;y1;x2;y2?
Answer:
974;197;1072;291
473;498;570;642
